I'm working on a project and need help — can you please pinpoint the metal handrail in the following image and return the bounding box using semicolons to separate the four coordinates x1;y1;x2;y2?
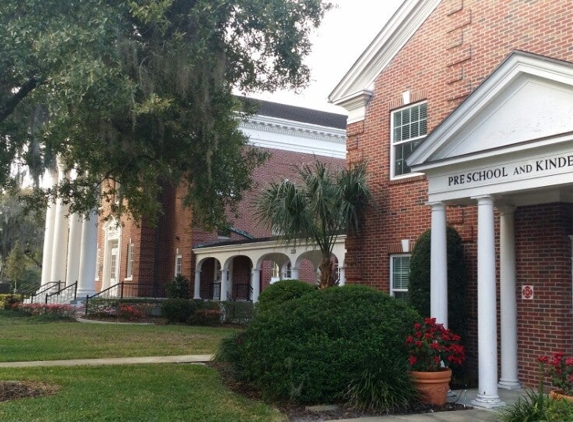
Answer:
45;281;78;304
29;281;61;304
85;282;124;316
84;282;167;316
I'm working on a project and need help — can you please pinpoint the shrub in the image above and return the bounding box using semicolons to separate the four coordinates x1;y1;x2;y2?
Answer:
17;303;77;320
344;363;419;413
188;308;222;326
499;389;573;422
161;298;196;323
165;275;190;299
2;294;20;310
86;299;162;320
0;294;12;309
408;227;468;358
255;279;316;314
219;285;420;405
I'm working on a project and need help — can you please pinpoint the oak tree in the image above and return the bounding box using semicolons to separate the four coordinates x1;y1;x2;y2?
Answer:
0;0;332;229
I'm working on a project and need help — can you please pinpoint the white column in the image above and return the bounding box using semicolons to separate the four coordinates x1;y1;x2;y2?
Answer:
472;195;505;408
50;164;70;284
498;206;521;390
65;214;83;286
220;268;228;301
251;268;260;302
194;269;201;300
338;266;346;286
291;266;300;280
40;185;57;286
76;210;98;298
429;201;448;327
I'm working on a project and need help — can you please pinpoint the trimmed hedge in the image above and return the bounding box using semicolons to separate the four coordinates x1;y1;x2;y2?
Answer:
255;279;316;314
409;226;468;344
161;298;197;323
219;285;420;405
165;274;190;299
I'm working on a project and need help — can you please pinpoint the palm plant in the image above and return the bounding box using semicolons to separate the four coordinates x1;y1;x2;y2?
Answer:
255;160;373;289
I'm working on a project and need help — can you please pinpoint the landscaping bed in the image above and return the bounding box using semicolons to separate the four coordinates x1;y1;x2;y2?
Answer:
213;362;471;421
0;381;58;402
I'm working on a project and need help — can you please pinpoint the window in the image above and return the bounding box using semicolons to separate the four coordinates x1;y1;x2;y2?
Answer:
174;248;182;277
391;102;427;178
390;255;410;301
125;240;134;280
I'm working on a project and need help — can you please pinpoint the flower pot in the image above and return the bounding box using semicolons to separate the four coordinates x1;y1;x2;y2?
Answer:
409;368;452;406
550;390;573;402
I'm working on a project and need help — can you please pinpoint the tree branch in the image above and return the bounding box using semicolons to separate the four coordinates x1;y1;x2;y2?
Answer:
0;77;42;124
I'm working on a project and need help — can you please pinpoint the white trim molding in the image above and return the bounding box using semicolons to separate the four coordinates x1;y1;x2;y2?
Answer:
240;114;346;159
329;0;441;120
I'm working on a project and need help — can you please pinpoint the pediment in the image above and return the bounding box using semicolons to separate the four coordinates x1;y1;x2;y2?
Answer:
408;52;573;170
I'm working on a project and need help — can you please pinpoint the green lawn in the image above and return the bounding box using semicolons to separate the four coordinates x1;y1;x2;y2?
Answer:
0;313;238;362
0;313;284;421
0;364;285;421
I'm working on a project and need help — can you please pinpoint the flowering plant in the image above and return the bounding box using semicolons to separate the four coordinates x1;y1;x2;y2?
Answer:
538;351;573;395
405;318;465;372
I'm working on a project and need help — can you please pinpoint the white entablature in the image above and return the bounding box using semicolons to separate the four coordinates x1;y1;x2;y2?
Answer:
240;114;346;159
408;51;573;205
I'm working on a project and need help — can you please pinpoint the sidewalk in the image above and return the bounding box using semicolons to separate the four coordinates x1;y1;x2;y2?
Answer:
329;388;525;422
0;354;214;368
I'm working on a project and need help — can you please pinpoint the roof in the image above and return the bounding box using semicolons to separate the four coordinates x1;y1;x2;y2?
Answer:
194;236;274;249
242;98;347;129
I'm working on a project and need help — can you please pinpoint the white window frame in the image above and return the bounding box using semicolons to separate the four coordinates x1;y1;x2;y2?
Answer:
174;248;182;277
390;101;427;180
95;248;101;281
125;239;134;280
390;254;411;300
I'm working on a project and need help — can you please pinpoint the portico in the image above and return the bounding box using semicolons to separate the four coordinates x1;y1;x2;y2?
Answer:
408;51;573;408
193;236;346;302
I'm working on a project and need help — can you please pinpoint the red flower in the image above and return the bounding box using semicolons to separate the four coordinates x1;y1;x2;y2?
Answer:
539;351;573;395
405;318;465;372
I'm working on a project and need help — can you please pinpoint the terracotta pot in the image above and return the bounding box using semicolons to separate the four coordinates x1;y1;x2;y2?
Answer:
409;368;452;406
550;390;573;402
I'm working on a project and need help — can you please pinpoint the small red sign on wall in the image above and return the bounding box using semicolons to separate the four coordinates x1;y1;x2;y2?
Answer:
522;285;534;300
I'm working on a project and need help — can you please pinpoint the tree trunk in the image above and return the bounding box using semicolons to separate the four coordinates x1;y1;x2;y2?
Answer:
318;257;336;289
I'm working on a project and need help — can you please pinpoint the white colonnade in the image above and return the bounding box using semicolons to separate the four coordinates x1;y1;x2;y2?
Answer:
39;167;98;299
429;197;514;409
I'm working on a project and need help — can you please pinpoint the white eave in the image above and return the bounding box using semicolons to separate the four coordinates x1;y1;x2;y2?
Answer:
240;114;347;159
328;0;441;122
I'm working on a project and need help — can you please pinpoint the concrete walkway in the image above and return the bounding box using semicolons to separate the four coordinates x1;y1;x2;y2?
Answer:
329;388;525;422
0;354;214;368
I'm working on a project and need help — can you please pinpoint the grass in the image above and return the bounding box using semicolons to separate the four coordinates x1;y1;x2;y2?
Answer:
0;312;283;421
0;364;285;421
0;312;239;361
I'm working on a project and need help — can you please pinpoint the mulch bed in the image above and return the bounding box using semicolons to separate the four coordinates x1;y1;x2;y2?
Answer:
0;381;59;403
211;362;471;421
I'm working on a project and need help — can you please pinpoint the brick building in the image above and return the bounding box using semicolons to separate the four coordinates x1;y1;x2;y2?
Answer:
95;100;347;300
329;0;573;408
38;100;346;304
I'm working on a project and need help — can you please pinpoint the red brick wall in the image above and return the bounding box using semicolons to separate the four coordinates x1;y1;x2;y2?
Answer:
109;146;343;296
515;204;573;385
345;0;573;386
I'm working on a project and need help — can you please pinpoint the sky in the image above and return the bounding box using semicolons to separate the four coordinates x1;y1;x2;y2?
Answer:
251;0;405;114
